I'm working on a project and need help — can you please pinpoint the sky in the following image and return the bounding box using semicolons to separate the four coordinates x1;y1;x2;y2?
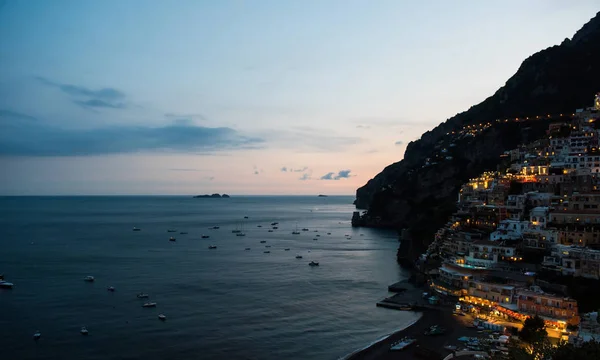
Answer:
0;1;598;195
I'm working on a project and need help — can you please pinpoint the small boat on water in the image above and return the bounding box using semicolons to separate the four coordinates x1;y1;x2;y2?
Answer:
296;255;303;259
444;345;458;351
236;233;246;237
390;337;417;351
316;234;320;237
327;232;331;235
0;281;14;289
137;293;149;299
169;237;176;242
302;228;309;231
265;245;271;248
158;314;167;321
180;232;188;235
313;238;318;241
272;226;278;229
83;276;95;282
244;216;248;219
292;231;300;235
33;331;41;341
212;226;220;229
271;222;278;226
80;327;89;335
208;245;217;249
167;229;177;233
245;248;251;250
309;261;319;266
142;302;157;308
264;251;270;254
201;235;210;239
268;230;273;232
107;286;115;292
260;240;266;243
132;227;141;231
257;225;262;228
284;248;290;251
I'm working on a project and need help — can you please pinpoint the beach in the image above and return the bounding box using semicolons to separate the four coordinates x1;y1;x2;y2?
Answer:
345;284;483;360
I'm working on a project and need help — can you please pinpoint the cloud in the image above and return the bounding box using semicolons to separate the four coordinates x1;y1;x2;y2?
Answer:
169;168;205;172
165;113;206;121
299;173;311;181
320;169;353;180
74;99;126;109
259;127;361;152
356;124;371;129
335;169;352;179
208;176;215;181
36;76;127;110
395;140;404;146
281;166;288;172
320;172;335;180
0;115;264;156
292;167;308;172
0;109;37;122
254;171;259;175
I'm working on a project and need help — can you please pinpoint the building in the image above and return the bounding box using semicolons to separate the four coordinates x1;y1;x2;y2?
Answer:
550;193;600;224
543;244;600;279
516;287;579;329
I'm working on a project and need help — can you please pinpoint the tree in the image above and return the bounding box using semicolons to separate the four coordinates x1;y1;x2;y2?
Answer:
519;316;547;345
553;340;600;360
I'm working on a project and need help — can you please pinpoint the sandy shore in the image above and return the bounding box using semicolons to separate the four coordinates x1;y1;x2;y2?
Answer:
346;302;482;360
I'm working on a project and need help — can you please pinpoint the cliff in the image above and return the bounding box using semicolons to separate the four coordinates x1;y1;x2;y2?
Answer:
354;12;600;262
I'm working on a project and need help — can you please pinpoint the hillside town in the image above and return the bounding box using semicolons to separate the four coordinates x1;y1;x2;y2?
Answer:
415;93;600;348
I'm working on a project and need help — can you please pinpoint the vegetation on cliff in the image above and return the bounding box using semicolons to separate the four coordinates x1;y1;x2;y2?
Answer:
354;12;600;261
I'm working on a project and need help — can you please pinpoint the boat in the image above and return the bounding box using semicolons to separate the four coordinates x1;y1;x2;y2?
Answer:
107;286;115;292
316;234;320;237
208;245;217;249
302;228;309;231
327;232;331;235
264;251;270;253
257;225;262;228
169;237;176;242
424;325;446;336
133;227;141;231
245;248;251;250
260;240;266;243
158;314;167;321
271;222;278;226
180;232;188;235
0;281;14;289
142;302;157;308
212;226;220;229
296;255;303;259
284;248;290;251
201;235;210;239
137;293;149;298
313;238;318;240
292;231;300;235
268;230;273;232
236;233;246;237
309;261;319;266
33;331;41;340
444;345;458;351
83;276;95;282
313;230;318;232
80;327;89;335
167;229;177;233
390;337;417;351
265;245;271;248
244;216;248;219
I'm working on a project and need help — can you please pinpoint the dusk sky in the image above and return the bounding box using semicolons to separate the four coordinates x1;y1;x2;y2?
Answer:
0;1;598;195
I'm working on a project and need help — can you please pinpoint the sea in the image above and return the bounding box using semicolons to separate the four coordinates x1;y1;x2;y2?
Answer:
0;196;419;360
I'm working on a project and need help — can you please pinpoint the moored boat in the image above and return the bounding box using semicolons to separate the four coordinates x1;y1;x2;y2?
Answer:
132;227;141;231
158;314;167;321
142;302;157;308
137;293;149;299
309;261;319;266
169;237;176;242
33;331;41;340
0;281;14;289
208;245;217;249
80;326;89;335
201;235;210;239
83;276;95;282
107;286;115;292
390;337;417;351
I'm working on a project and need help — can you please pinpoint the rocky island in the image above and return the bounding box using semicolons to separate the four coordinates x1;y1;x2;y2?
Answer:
193;193;230;198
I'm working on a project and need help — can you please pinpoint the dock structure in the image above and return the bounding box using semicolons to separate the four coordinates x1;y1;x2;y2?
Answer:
387;281;409;293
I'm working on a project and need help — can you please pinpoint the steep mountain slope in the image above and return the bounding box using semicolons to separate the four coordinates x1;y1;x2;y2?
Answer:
354;12;600;261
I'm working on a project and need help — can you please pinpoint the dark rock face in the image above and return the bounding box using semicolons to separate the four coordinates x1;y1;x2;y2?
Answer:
354;12;600;262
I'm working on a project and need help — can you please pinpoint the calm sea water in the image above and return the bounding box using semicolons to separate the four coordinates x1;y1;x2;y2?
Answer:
0;196;417;360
